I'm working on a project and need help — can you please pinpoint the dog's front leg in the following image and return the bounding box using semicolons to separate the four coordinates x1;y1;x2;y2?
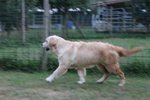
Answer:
46;65;68;83
77;68;86;84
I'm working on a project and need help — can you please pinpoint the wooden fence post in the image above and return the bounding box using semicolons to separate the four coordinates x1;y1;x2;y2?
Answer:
41;0;50;70
21;0;26;43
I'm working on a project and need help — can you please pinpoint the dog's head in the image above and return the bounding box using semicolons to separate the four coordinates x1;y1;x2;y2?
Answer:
42;35;62;51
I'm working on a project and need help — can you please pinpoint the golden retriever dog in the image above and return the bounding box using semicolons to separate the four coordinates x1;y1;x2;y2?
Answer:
42;35;143;86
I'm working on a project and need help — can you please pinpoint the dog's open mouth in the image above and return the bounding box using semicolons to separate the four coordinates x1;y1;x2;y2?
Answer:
46;47;50;51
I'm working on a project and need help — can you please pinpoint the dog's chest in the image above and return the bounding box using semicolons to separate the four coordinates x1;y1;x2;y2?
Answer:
70;48;102;67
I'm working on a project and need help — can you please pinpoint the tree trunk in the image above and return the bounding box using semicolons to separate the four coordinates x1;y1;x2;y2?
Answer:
146;25;150;33
62;9;69;38
21;0;26;43
6;30;11;38
41;0;50;71
69;13;85;38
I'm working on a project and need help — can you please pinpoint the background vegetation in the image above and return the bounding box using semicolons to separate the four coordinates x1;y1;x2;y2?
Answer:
0;29;150;75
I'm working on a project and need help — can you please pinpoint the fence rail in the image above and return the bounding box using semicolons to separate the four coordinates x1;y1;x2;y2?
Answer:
0;46;149;72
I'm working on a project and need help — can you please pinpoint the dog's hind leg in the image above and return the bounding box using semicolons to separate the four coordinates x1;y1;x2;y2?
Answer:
96;64;109;83
110;63;125;86
116;66;125;86
77;68;86;84
104;51;125;86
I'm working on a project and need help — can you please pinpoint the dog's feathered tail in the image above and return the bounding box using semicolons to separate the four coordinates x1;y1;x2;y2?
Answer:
114;47;144;57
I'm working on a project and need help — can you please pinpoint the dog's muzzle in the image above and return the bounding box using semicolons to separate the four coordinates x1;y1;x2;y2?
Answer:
42;42;50;51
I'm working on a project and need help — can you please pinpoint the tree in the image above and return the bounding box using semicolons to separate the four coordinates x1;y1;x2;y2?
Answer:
41;0;50;71
130;0;150;32
0;0;19;36
36;0;89;37
0;0;38;36
50;0;89;37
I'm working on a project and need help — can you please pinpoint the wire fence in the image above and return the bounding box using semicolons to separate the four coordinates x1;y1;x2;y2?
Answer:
0;0;150;73
0;47;150;73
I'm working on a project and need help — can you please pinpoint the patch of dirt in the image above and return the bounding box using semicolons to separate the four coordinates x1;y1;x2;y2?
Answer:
0;86;69;100
26;88;69;99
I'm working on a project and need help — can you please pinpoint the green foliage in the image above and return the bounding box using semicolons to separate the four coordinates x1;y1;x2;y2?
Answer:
0;53;58;72
130;0;150;30
36;0;89;10
48;0;90;38
0;30;150;75
1;56;150;75
122;60;150;75
50;0;89;9
0;0;20;33
47;57;58;71
0;0;38;33
0;58;40;72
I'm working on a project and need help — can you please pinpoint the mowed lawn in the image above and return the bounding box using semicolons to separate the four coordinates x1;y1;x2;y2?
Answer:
0;71;150;100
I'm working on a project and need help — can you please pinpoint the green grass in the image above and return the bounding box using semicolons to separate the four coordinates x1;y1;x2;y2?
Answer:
0;71;150;100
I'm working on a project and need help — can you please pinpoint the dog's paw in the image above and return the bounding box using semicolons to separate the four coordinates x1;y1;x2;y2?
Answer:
118;80;125;87
45;77;53;83
96;81;104;84
96;79;104;84
77;80;85;84
118;83;124;87
118;82;125;87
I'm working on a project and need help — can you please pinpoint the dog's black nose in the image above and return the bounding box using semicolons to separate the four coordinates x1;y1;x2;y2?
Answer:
46;48;50;51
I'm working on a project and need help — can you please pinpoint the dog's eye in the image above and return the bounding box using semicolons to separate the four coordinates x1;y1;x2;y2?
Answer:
50;44;55;47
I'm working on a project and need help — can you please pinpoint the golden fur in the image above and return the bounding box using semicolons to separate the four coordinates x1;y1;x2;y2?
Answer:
42;35;143;86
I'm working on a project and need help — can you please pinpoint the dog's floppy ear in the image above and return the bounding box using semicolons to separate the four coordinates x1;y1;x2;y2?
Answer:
48;37;58;47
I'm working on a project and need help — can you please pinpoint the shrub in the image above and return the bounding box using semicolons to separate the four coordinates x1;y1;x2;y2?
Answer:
0;58;40;72
47;56;58;71
122;60;150;75
0;57;150;76
0;56;58;72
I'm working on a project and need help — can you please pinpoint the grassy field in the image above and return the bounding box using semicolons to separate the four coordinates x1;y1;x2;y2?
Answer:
0;71;150;100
